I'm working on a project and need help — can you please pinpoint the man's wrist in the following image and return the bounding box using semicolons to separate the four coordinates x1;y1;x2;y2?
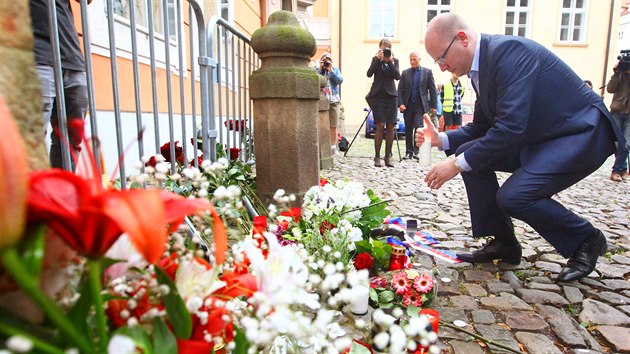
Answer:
452;156;463;172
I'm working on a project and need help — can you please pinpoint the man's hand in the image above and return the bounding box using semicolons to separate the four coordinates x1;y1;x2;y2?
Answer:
399;105;406;112
425;158;460;190
415;114;441;148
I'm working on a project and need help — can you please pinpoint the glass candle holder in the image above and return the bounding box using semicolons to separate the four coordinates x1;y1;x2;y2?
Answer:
389;245;407;270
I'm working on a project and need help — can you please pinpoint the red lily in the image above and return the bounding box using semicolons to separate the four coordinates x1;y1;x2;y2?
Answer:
26;121;226;263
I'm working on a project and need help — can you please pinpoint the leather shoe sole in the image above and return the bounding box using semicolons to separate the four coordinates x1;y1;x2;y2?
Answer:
558;230;607;282
457;238;522;265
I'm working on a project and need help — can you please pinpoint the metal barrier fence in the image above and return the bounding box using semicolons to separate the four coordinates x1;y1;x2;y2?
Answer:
47;0;258;187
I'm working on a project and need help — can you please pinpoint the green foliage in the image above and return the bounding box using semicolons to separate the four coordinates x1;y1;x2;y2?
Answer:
151;318;178;354
356;190;390;236
232;328;250;354
354;238;393;273
155;267;192;339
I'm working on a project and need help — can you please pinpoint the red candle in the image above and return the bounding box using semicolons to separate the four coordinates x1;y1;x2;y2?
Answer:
419;308;440;334
389;245;407;270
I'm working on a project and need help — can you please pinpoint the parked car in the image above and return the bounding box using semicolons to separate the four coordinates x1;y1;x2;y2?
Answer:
364;108;405;138
462;103;474;125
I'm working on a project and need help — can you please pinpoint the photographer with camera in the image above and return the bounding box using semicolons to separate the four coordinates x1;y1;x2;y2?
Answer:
606;50;630;181
366;38;401;167
317;53;344;155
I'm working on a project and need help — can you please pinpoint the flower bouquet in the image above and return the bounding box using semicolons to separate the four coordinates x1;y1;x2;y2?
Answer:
369;269;437;316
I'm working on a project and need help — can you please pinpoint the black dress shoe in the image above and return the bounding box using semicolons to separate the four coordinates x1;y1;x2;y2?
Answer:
412;154;419;160
404;153;413;160
558;230;607;282
457;238;522;265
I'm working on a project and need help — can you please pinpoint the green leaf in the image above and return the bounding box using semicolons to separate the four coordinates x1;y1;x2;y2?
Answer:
232;328;250;354
152;317;178;354
406;305;422;317
369;288;378;302
379;290;395;303
114;326;153;354
380;302;393;309
154;267;192;339
20;224;46;278
66;274;93;341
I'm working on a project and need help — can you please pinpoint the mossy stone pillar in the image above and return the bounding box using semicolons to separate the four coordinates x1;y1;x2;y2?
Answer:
0;0;48;170
250;11;320;204
318;95;333;169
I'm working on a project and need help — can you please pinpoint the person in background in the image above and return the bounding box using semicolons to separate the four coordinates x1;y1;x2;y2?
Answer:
397;51;437;160
435;83;443;130
30;0;90;170
317;53;344;155
606;61;630;182
366;39;400;168
441;72;465;131
417;13;624;282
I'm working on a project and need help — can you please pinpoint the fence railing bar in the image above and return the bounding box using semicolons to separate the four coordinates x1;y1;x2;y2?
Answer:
188;3;198;167
162;0;176;175
176;0;188;167
147;0;161;155
47;0;71;170
79;0;101;174
129;0;145;174
105;0;126;188
188;0;212;162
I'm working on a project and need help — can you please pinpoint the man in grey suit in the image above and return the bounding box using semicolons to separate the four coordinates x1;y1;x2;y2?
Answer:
398;51;437;159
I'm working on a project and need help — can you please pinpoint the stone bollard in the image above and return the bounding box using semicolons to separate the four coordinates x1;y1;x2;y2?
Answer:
0;0;49;170
318;94;333;170
250;11;320;205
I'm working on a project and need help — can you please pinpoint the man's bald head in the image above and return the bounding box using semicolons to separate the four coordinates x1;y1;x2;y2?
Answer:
426;13;470;43
424;13;477;77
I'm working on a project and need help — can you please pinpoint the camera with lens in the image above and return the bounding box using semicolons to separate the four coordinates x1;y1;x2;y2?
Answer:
323;61;331;68
617;49;630;71
383;48;392;58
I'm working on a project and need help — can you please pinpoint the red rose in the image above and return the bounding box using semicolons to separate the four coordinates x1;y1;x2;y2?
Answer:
354;252;374;270
319;178;329;186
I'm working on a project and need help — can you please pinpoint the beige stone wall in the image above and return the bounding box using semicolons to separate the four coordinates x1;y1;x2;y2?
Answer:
0;0;48;170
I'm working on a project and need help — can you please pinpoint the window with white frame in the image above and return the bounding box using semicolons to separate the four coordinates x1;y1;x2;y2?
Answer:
426;0;451;26
505;0;530;37
559;0;587;42
111;0;178;40
368;0;397;39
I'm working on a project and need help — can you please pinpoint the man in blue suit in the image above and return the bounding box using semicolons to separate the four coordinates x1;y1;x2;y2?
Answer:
417;13;625;282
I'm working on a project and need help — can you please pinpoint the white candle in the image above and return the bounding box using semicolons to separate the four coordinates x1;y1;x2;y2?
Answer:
419;137;432;167
351;284;369;316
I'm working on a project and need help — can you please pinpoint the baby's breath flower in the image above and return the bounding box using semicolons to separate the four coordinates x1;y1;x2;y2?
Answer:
6;336;33;353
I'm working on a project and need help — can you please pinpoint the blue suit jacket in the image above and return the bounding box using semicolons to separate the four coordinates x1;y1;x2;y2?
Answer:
446;34;624;174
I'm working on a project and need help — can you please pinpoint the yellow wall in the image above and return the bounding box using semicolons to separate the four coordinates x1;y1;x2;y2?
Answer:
336;0;621;131
83;0;263;115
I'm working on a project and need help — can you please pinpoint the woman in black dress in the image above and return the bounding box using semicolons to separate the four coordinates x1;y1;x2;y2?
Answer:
365;38;400;167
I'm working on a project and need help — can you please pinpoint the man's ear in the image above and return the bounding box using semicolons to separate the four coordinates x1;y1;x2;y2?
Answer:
457;31;470;47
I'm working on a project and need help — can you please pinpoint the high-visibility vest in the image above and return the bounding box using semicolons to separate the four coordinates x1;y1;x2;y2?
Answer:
442;80;465;113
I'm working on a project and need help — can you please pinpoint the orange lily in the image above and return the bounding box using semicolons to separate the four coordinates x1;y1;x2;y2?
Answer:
0;96;28;249
26;120;226;263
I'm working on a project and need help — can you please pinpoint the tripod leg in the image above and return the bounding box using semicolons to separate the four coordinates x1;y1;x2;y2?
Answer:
396;129;402;162
343;109;370;157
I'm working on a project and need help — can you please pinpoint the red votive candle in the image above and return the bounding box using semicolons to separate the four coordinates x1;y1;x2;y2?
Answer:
389;245;407;270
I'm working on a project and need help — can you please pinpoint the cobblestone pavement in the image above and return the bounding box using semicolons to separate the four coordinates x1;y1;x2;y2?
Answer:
321;137;630;354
